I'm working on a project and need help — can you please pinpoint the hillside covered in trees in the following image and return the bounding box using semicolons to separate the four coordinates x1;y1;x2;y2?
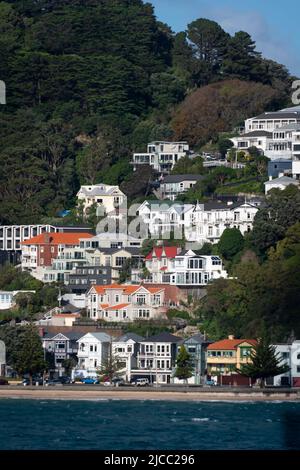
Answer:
0;0;297;224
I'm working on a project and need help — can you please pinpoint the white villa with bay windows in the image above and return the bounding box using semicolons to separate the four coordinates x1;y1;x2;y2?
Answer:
86;284;166;322
138;200;259;247
75;332;111;378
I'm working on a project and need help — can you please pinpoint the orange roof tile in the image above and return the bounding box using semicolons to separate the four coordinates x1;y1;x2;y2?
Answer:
22;232;93;246
207;339;257;350
92;284;164;295
104;303;130;311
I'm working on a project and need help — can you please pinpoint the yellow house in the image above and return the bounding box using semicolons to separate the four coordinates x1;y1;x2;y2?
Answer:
206;335;257;375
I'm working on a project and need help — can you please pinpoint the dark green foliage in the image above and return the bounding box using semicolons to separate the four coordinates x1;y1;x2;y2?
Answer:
237;338;290;387
5;324;45;381
174;345;193;381
250;186;300;257
0;2;296;224
218;228;245;261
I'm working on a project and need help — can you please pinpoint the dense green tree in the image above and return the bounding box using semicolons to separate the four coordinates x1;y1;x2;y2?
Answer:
237;338;290;388
249;186;300;256
13;324;46;384
174;345;193;382
222;31;263;81
218;228;244;261
187;18;229;84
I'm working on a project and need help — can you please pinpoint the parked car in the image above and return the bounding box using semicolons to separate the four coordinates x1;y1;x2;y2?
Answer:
132;378;150;387
22;377;43;386
0;378;8;386
112;378;125;386
205;379;217;386
81;377;99;385
45;378;64;386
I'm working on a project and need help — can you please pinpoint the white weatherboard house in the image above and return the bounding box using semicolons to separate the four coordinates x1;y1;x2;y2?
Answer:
77;183;126;216
86;284;166;322
131;141;190;174
138;200;259;247
160;174;204;201
264;175;299;194
273;341;300;387
144;246;227;286
112;333;144;382
75;332;111;378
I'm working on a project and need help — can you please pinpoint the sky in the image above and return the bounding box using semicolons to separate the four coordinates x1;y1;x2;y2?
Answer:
149;0;300;77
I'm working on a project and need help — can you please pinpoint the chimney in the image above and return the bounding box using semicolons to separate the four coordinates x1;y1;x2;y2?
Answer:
228;335;235;340
269;176;273;181
44;233;51;243
38;327;44;338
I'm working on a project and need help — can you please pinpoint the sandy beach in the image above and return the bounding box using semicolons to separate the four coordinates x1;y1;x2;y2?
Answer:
1;386;300;401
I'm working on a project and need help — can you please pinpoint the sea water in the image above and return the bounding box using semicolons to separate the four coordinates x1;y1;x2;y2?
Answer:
0;399;299;450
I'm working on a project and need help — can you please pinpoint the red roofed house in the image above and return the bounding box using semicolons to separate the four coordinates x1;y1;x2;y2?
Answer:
86;284;166;322
21;232;93;282
207;335;257;385
144;245;181;283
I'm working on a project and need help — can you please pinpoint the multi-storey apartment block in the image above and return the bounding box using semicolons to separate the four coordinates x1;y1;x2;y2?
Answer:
21;232;93;282
131;141;190;174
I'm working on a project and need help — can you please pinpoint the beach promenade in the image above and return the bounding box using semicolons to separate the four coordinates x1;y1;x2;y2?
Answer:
0;385;300;401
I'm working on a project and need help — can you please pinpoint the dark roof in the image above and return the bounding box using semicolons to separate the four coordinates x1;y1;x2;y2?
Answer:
242;131;272;138
100;247;141;256
254;112;300;119
142;332;183;343
43;331;84;340
116;333;145;343
163;174;204;184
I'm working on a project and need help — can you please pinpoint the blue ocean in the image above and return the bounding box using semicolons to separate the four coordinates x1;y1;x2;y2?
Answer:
0;399;299;450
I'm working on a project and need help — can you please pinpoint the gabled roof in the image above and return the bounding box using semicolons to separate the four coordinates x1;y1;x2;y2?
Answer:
142;332;183;343
91;284;164;295
265;176;299;185
78;332;111;342
207;339;257;350
22;232;93;246
163;174;204;184
145;246;179;260
115;333;145;343
105;303;130;311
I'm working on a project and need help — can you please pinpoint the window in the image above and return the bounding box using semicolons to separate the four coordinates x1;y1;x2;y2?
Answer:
116;257;126;267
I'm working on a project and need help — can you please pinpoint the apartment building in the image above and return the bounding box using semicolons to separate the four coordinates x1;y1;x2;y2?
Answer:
21;232;93;282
